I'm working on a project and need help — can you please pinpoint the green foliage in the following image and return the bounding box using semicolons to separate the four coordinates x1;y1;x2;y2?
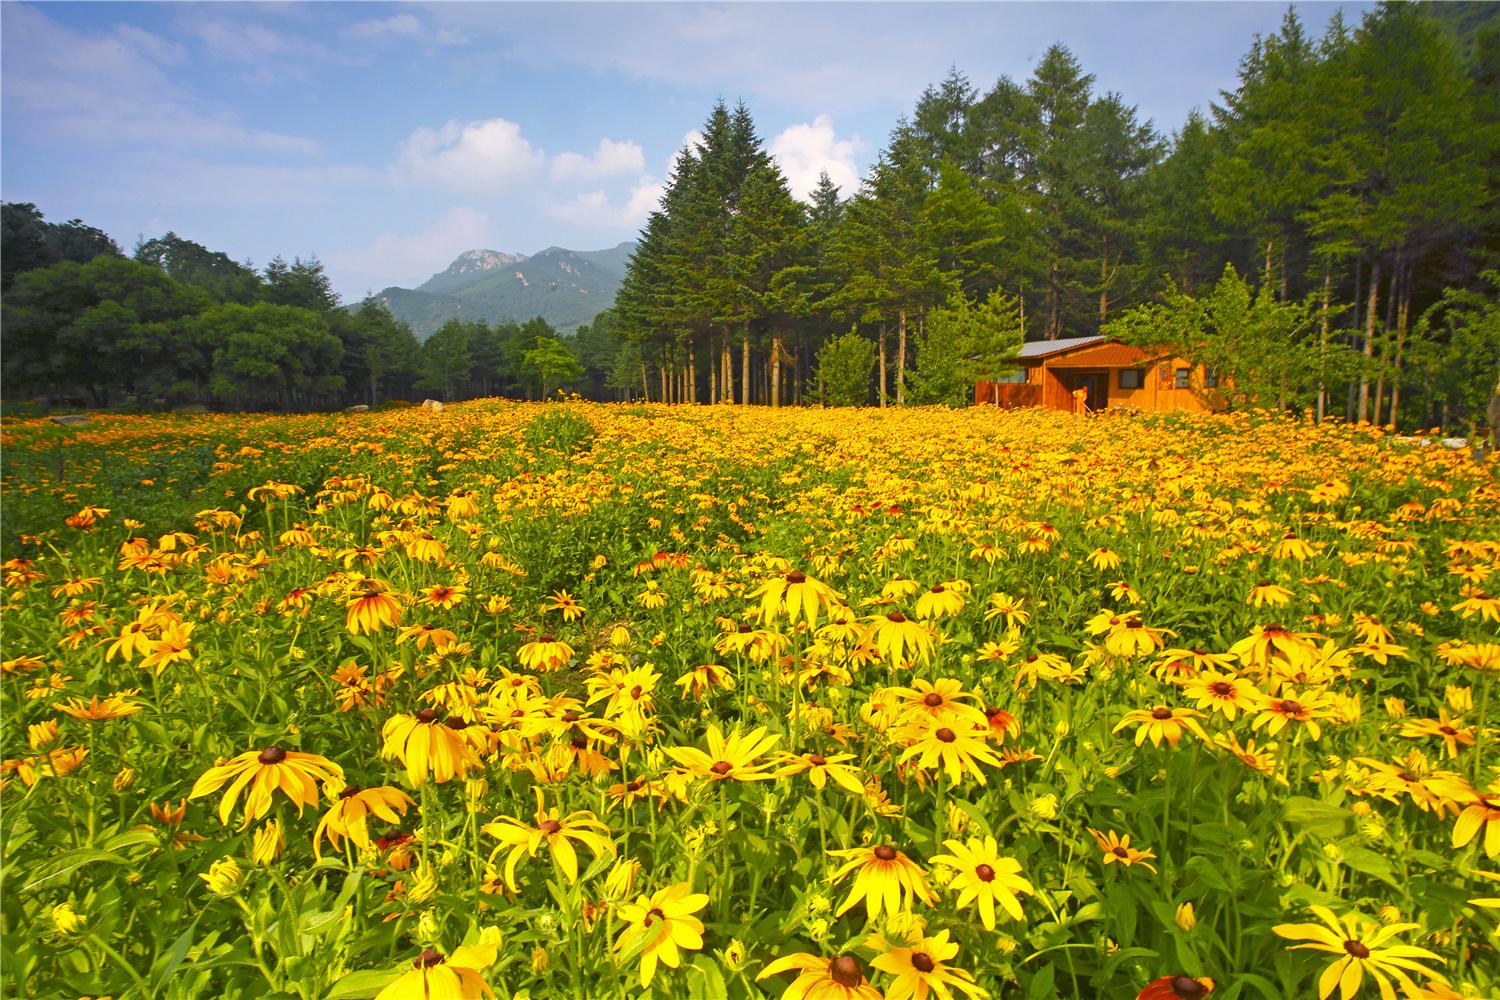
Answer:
522;407;596;454
201;303;344;409
817;331;876;406
1104;264;1354;410
1407;270;1500;426
1;202;121;291
522;336;583;397
910;288;1026;406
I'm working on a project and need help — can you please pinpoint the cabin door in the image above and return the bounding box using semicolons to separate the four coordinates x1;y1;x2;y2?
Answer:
1061;372;1106;411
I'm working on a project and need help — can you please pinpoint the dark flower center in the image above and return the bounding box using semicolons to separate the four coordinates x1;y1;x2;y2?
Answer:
1125;618;1143;629
931;584;946;593
1264;624;1287;634
935;727;957;743
809;754;828;766
912;952;936;973
738;624;752;633
1278;700;1303;715
1171;977;1208;998
416;949;444;968
1397;771;1418;783
1440;726;1457;736
711;761;733;775
445;717;467;731
786;571;806;584
630;685;643;699
338;785;359;799
888;611;907;623
829;956;863;988
975;864;996;882
1112;846;1130;858
258;746;287;765
1211;682;1233;696
416;708;441;724
1343;939;1370;959
1258;581;1271;588
571;734;589;750
562;711;581;723
923;693;944;707
538;819;562;835
644;906;665;926
873;844;897;861
1152;707;1174;720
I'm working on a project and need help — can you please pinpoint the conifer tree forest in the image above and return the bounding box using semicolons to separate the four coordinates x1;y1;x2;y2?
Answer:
3;3;1498;429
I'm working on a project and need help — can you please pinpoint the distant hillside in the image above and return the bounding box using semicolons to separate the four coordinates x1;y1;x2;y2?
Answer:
367;242;635;340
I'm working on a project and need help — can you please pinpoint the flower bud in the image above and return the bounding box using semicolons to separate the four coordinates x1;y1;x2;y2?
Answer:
112;766;136;792
1174;902;1196;932
51;902;85;935
200;857;245;896
1029;794;1059;820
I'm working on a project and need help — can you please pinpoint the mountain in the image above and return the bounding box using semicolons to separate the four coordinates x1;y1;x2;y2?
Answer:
367;241;636;340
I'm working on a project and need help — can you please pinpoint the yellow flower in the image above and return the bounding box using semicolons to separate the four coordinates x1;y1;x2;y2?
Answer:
189;746;343;826
913;583;966;620
1175;902;1196;932
375;942;498;1000
929;836;1034;930
757;952;883;1000
751;569;841;627
1272;904;1447;999
1089;829;1158;874
898;718;1004;785
827;844;936;919
252;818;285;865
613;882;709;988
56;691;143;722
663;723;780;782
1113;705;1210;749
870;928;985;1000
517;635;575;672
482;790;613;892
862;611;933;668
51;902;85;935
1183;671;1261;721
200;857;245;895
380;709;481;787
1088;547;1122;571
314;785;416;859
346;581;402;634
775;750;866;794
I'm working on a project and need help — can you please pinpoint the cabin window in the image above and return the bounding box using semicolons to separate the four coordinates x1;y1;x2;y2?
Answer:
1204;367;1218;388
1174;367;1192;389
1118;368;1145;389
993;370;1027;385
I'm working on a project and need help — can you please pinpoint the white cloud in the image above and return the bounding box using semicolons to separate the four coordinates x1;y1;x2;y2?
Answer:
391;118;547;193
552;138;646;181
0;5;319;155
769;115;864;201
329;207;492;290
550;178;664;230
346;14;423;40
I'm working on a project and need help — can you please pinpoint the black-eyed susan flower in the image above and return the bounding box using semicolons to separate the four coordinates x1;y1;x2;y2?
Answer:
891;678;988;729
375;941;498;1000
751;569;841;627
1114;705;1210;749
983;592;1029;629
898;718;1005;785
380;709;481;787
929;835;1034;930
347;581;402;635
483;790;613;891
863;611;932;668
517;635;574;672
1089;829;1158;874
541;589;586;621
756;953;882;1000
189;746;343;827
1428;777;1500;858
314;785;416;859
56;691;143;722
1251;688;1335;741
1248;581;1293;608
913;583;965;620
1138;976;1214;999
827;844;936;919
775;750;866;794
612;882;708;988
663;723;780;782
1183;671;1260;721
1272;904;1447;999
1231;624;1320;672
1397;711;1476;760
870;927;984;1000
421;583;467;609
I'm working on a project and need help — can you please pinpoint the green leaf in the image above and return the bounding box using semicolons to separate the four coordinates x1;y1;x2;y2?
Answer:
326;968;401;999
20;849;130;894
687;955;728;1000
1280;796;1347;839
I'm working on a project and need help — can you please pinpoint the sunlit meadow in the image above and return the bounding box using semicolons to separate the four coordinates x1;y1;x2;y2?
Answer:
1;402;1497;1000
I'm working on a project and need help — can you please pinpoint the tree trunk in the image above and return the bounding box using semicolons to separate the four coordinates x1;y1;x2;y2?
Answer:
1099;245;1110;323
896;308;907;406
1047;263;1060;339
1264;239;1274;294
1389;256;1413;430
1358;258;1379;423
689;343;697;404
641;361;650;402
1317;267;1330;423
878;325;888;408
771;334;782;408
741;322;751;405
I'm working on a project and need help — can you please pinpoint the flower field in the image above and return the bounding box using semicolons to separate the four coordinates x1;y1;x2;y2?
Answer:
1;402;1497;1000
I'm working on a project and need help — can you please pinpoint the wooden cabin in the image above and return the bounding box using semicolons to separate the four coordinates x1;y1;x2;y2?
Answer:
975;336;1226;413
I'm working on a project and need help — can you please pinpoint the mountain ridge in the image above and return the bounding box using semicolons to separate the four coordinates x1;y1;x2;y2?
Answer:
368;240;636;340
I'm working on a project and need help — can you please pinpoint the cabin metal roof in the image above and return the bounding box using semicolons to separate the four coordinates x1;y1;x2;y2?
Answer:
1015;336;1106;360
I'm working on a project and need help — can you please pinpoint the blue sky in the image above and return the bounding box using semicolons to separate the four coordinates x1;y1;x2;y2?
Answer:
1;2;1369;303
